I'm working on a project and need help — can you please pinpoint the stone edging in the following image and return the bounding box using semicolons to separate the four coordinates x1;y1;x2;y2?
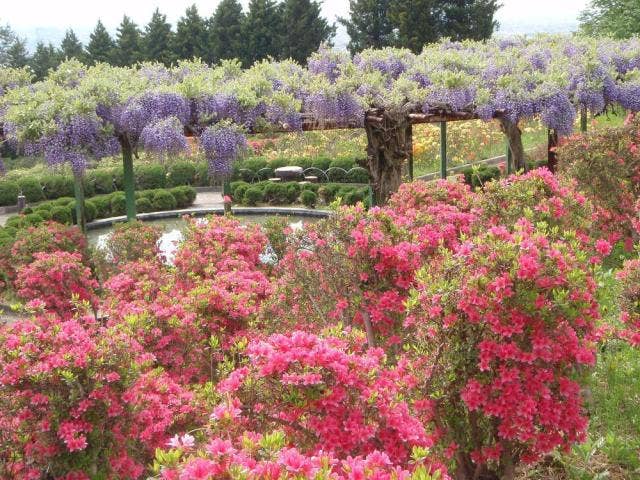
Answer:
87;206;331;231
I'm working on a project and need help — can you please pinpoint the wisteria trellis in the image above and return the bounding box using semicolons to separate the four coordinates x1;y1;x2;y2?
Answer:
2;35;640;221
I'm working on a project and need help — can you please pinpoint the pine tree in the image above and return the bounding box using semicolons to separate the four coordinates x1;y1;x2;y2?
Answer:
0;23;20;66
387;0;499;52
388;0;440;53
439;0;499;41
30;42;60;80
142;8;174;65
208;0;245;63
242;0;282;66
114;15;143;66
60;29;84;61
173;4;208;61
338;0;394;54
86;20;115;64
278;0;335;63
6;38;30;68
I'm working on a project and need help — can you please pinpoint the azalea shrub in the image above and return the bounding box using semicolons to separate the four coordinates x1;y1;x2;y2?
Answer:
155;429;448;480
210;330;440;466
265;196;476;344
173;215;269;282
557;114;640;246
405;219;600;479
479;168;595;243
617;258;640;346
93;220;163;278
0;221;87;290
15;251;99;319
0;314;198;479
103;216;272;383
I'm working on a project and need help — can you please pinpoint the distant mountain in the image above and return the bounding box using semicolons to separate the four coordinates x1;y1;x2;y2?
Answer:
15;26;93;52
496;19;579;35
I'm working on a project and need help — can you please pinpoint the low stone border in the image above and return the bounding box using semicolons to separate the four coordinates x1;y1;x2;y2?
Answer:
87;206;331;231
0;205;19;215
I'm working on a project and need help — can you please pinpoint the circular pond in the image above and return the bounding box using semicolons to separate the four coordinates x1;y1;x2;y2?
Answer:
87;213;321;263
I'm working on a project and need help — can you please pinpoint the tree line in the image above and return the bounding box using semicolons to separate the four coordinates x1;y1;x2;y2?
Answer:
1;0;505;80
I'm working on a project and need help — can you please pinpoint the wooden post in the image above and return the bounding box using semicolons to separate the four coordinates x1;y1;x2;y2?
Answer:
580;107;588;133
406;123;414;181
440;121;447;179
547;129;559;173
120;136;137;221
73;172;87;233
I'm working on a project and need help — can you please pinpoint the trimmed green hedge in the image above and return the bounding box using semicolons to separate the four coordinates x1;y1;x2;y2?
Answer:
2;186;197;231
232;156;367;184
460;164;501;189
230;180;369;207
0;161;210;206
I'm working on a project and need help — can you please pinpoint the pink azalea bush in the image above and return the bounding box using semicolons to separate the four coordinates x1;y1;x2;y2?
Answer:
155;429;448;480
479;168;595;244
103;216;271;383
0;314;198;479
265;195;476;344
617;258;640;346
405;219;600;478
210;330;440;465
15;251;99;319
558;115;640;247
0;221;88;291
94;220;163;278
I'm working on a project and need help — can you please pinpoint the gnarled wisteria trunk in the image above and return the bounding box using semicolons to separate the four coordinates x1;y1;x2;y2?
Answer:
497;116;526;172
364;110;412;205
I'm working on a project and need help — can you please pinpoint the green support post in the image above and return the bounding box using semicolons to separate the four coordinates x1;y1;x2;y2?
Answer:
580;107;587;133
73;172;86;234
440;121;447;179
406;123;414;181
122;143;136;221
506;141;513;175
367;184;375;208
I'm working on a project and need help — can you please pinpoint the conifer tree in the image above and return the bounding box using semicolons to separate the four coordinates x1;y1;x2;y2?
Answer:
114;16;142;66
338;0;394;54
60;29;84;61
86;20;115;64
278;0;335;63
30;42;60;80
242;0;282;66
173;4;208;60
6;38;30;68
208;0;245;63
142;8;174;65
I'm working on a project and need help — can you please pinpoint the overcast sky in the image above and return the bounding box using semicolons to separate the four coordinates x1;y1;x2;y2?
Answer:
2;0;591;49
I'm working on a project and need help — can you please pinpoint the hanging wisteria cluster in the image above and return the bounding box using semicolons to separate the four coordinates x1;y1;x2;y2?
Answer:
30;116;117;174
2;35;640;177
139;116;188;160
200;122;248;175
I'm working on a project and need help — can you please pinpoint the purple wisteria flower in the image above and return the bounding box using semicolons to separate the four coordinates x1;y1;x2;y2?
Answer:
140;116;188;159
200;123;247;176
304;92;364;127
